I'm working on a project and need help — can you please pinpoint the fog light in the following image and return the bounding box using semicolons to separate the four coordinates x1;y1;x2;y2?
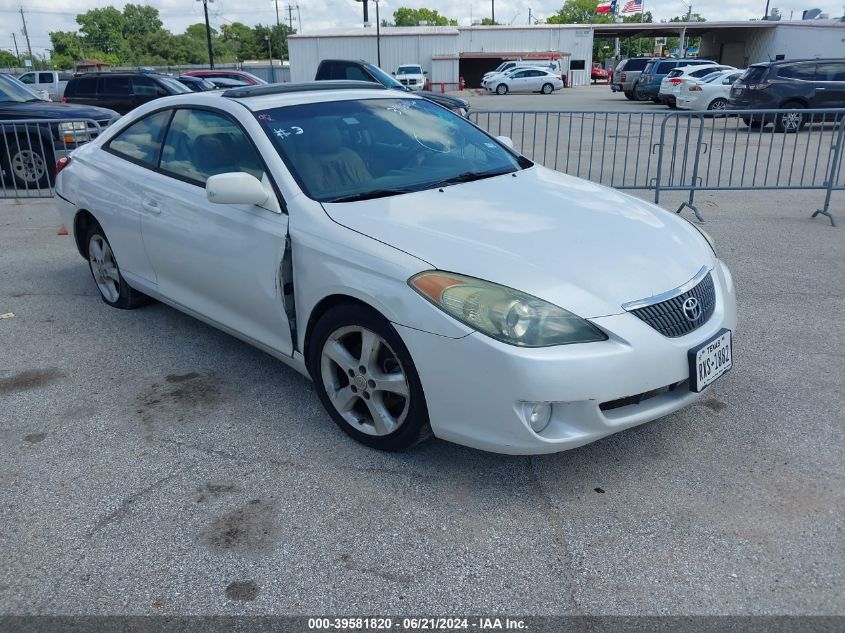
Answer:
523;402;552;433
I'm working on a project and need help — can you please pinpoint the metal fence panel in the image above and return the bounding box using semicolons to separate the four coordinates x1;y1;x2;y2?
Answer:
1;118;105;199
470;108;845;226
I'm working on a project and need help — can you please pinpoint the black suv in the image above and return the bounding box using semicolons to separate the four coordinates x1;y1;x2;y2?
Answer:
63;72;191;115
315;59;470;116
0;73;118;188
729;59;845;132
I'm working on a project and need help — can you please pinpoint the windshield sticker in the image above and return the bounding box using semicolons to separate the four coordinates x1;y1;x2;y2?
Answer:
273;126;304;139
484;143;497;148
342;117;360;125
257;113;274;121
386;101;416;116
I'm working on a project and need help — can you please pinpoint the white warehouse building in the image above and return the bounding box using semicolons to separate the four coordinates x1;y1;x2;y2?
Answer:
288;20;845;89
289;25;596;88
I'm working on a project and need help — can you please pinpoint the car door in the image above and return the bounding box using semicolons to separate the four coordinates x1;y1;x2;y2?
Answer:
813;62;845;109
100;76;134;114
93;109;174;285
526;70;545;91
509;70;529;92
138;107;293;356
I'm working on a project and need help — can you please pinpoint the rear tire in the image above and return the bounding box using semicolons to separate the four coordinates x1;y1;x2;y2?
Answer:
707;98;728;111
308;304;431;451
85;223;149;309
541;83;553;95
775;102;807;133
633;84;650;101
496;84;508;95
742;117;768;129
624;91;635;100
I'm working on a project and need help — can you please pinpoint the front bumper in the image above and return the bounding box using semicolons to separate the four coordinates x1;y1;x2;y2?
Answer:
396;260;736;454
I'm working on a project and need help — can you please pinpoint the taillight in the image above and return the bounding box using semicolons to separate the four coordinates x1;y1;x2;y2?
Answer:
55;156;71;175
748;82;771;91
61;96;67;103
670;78;682;85
620;73;627;82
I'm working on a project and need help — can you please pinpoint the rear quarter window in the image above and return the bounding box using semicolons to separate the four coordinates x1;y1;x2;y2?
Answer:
69;77;98;96
626;58;650;71
740;66;768;83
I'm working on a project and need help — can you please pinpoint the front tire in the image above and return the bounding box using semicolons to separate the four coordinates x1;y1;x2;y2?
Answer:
541;83;553;95
5;138;53;189
85;223;149;309
496;84;508;95
308;304;431;451
624;91;635;100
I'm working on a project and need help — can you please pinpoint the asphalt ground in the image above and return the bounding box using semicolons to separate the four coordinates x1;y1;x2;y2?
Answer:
1;183;843;617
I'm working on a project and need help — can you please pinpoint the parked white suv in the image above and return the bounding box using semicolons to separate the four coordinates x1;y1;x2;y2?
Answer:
659;64;735;108
394;64;426;91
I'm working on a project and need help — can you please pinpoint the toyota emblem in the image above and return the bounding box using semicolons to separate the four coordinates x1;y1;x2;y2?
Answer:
682;297;701;322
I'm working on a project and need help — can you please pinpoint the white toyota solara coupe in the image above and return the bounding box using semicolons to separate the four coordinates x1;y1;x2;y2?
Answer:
54;81;736;454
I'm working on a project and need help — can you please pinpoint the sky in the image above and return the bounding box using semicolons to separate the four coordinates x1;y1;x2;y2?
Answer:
1;0;843;57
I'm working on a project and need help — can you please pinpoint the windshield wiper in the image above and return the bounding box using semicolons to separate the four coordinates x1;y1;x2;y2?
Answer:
327;188;413;203
426;169;515;189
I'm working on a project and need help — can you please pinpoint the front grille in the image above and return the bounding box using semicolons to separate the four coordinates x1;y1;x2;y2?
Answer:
630;272;715;337
600;380;687;412
399;79;410;85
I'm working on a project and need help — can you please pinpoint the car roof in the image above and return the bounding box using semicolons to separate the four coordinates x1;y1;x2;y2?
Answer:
218;82;413;111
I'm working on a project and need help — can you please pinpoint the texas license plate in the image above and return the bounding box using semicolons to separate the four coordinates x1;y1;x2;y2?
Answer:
688;329;732;392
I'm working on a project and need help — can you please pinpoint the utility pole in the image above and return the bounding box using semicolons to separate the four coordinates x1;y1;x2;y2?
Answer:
491;0;495;24
196;0;215;69
528;8;532;24
287;4;295;31
19;7;34;68
274;0;281;30
375;0;380;67
11;32;20;61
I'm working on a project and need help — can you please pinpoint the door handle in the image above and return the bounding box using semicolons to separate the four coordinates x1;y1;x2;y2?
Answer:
142;199;161;215
815;87;826;91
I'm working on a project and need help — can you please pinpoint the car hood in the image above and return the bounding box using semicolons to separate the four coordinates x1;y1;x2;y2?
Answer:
419;92;468;109
0;101;119;120
322;166;714;318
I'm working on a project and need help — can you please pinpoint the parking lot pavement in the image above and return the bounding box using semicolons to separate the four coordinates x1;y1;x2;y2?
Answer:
1;192;843;616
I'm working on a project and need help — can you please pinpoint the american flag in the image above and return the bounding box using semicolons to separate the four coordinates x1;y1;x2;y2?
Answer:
621;0;643;14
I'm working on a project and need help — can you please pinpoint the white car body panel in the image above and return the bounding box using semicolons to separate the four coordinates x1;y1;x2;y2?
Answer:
54;87;737;454
322;166;714;319
676;70;744;110
659;65;734;100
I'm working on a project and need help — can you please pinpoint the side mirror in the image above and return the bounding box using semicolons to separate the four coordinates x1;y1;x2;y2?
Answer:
391;72;396;76
423;71;428;75
496;136;514;149
207;172;269;206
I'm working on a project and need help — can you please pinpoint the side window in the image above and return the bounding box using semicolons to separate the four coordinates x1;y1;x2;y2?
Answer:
342;65;369;82
723;73;741;84
816;62;845;82
132;76;158;96
779;64;816;81
106;110;172;167
58;73;73;81
102;76;131;95
657;62;676;74
160;109;265;185
691;68;714;78
72;77;98;96
19;73;35;84
38;73;54;83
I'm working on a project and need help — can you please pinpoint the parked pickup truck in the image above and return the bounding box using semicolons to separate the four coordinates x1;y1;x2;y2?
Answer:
17;70;74;101
0;74;118;188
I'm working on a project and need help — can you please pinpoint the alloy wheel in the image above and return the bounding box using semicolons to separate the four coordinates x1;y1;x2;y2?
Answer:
709;99;727;111
320;325;410;436
781;111;803;132
88;234;121;303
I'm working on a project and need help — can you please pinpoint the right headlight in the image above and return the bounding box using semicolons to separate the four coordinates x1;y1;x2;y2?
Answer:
409;271;607;347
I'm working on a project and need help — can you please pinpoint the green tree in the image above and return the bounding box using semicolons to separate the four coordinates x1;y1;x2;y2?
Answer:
122;4;163;37
0;50;20;68
546;0;614;24
479;18;498;25
392;7;457;26
76;6;128;59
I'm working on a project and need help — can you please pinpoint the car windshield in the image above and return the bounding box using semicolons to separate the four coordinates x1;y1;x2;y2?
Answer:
397;66;421;75
365;64;404;90
0;74;44;103
256;97;528;203
157;76;191;94
239;72;268;85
